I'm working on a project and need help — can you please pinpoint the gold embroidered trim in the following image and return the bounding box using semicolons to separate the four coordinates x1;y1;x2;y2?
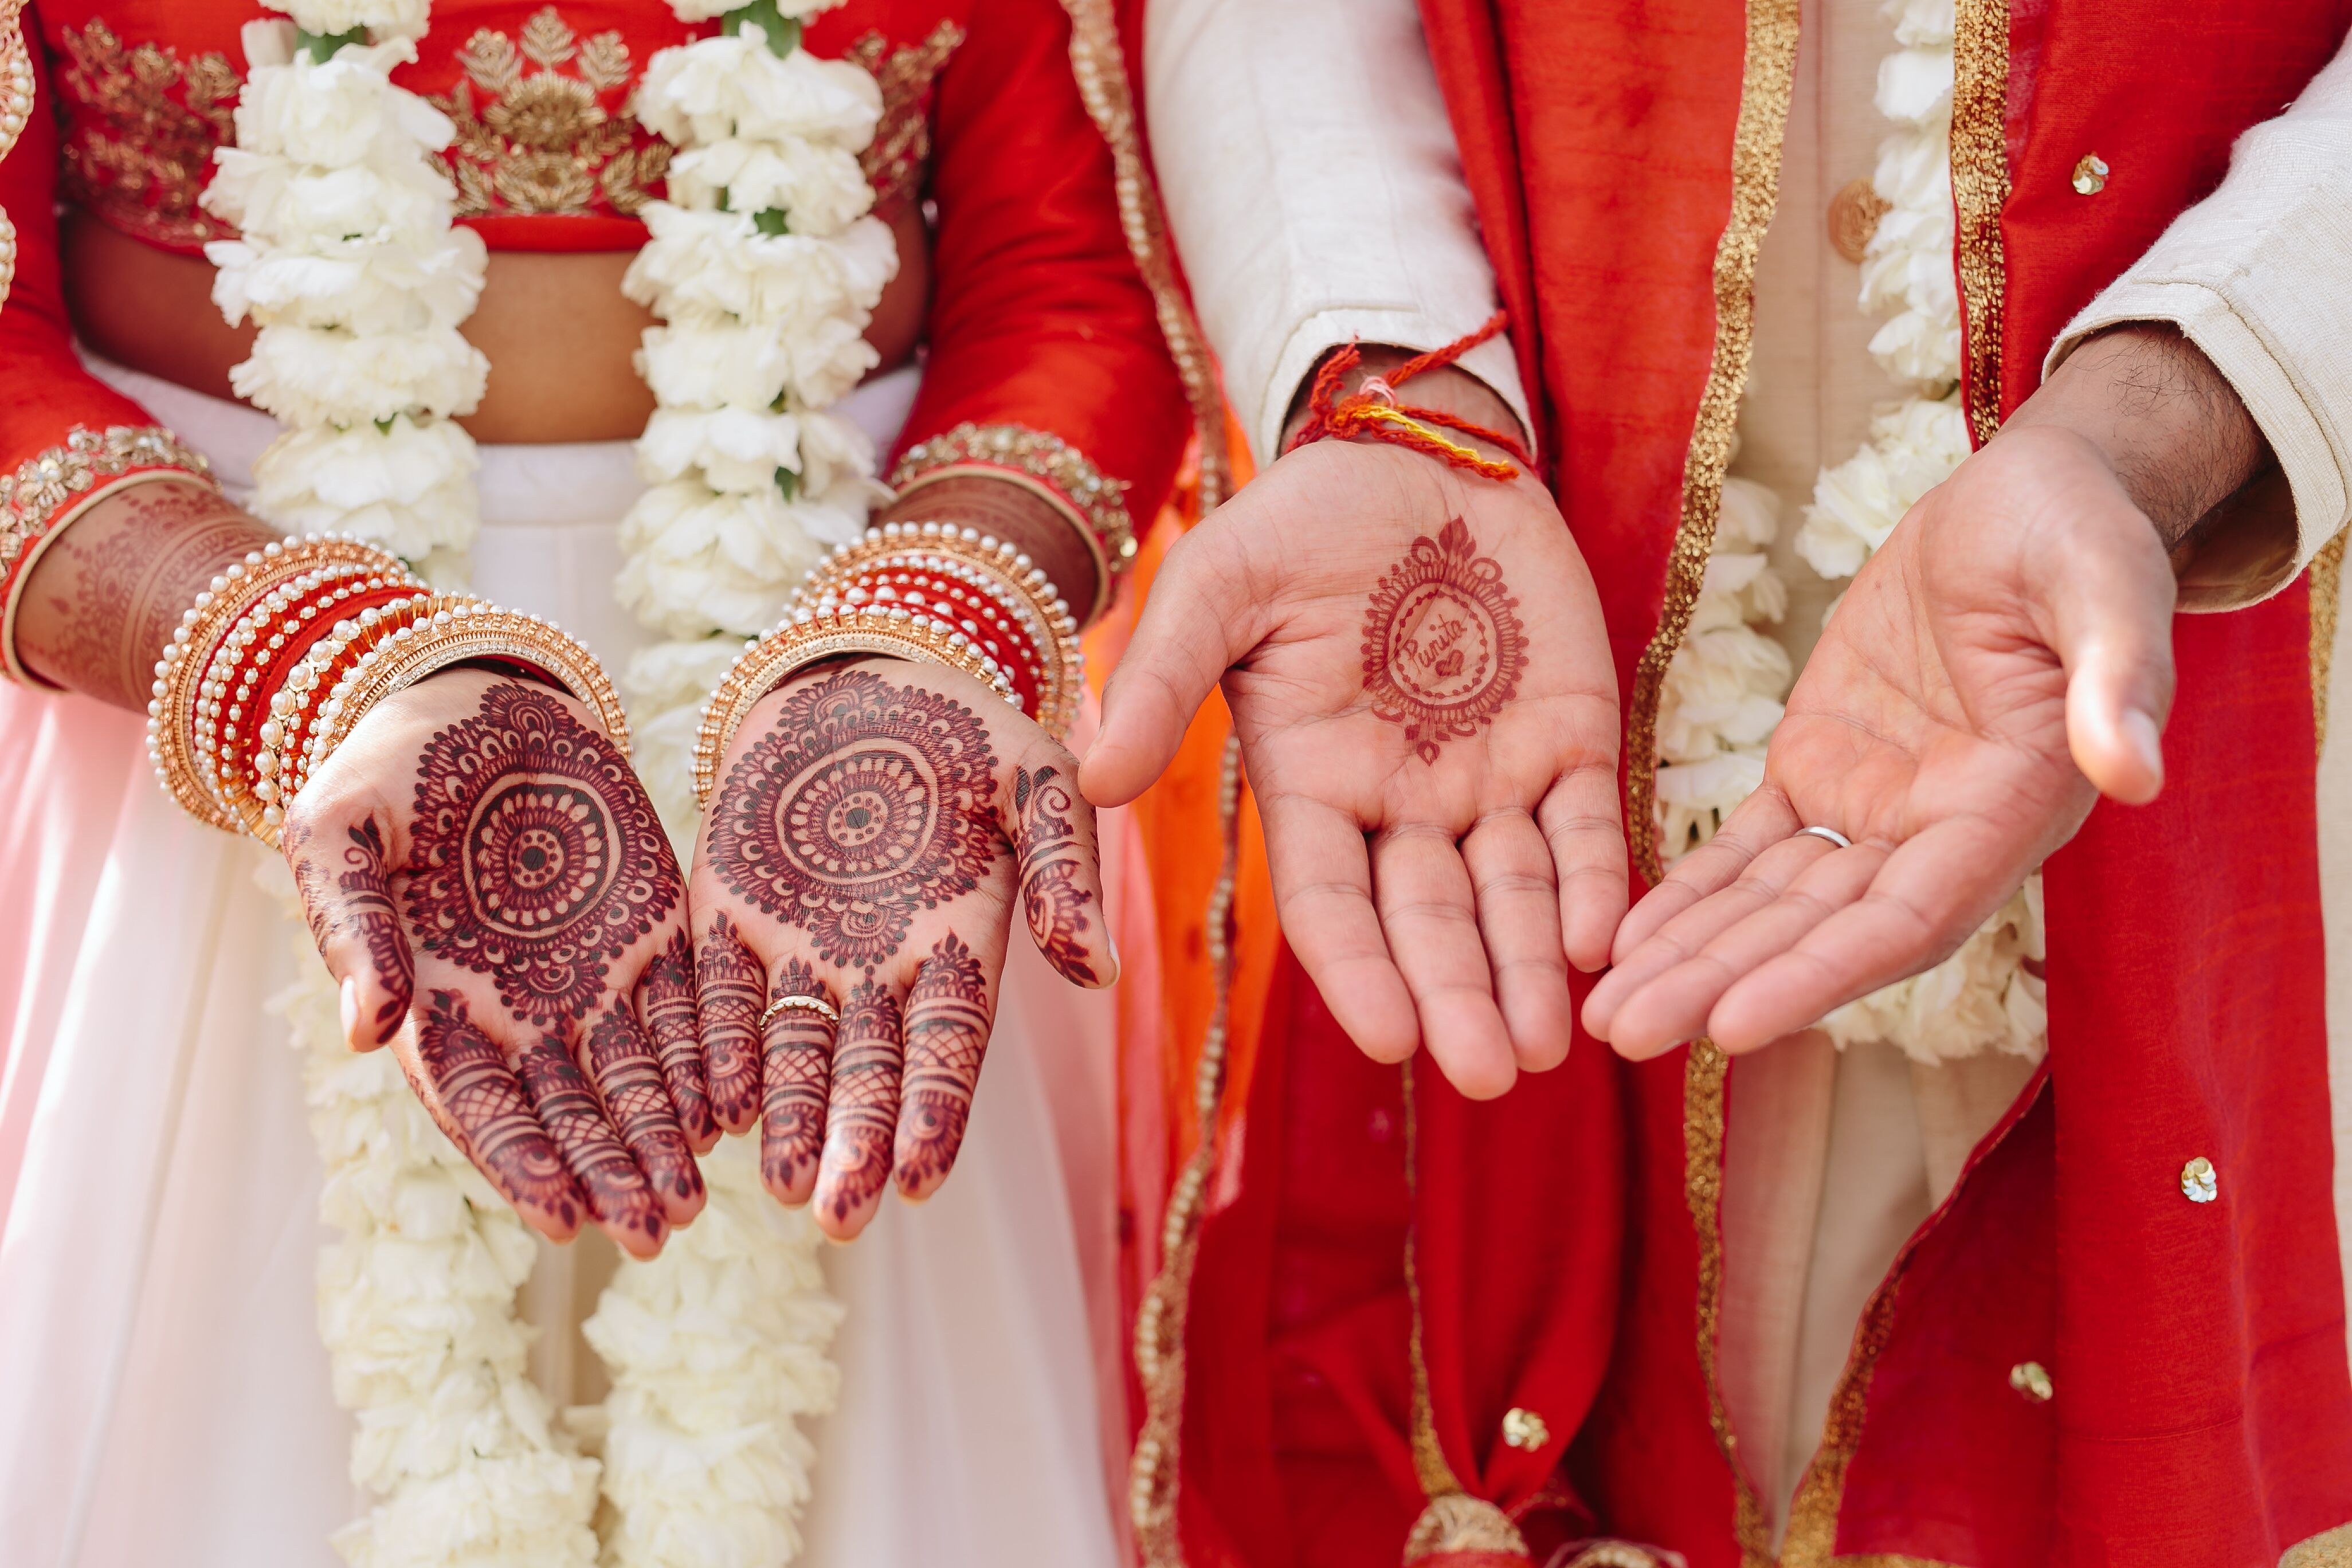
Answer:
0;425;212;577
1055;0;1233;513
1129;734;1243;1568
56;20;241;249
845;22;965;210
1686;1041;1774;1558
1950;0;2011;448
2283;1522;2352;1567
892;421;1136;605
1624;0;1801;888
2310;532;2343;754
428;6;667;217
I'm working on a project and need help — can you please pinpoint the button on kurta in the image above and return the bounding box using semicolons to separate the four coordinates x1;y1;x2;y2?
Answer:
2072;152;2111;194
2182;1155;2218;1202
1828;175;1890;262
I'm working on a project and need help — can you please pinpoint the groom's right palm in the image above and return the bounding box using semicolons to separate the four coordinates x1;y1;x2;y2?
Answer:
1080;439;1625;1099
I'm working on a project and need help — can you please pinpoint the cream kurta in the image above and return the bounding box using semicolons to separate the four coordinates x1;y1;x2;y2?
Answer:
1147;0;2352;1539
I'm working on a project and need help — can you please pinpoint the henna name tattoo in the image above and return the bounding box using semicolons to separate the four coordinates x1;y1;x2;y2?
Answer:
417;989;584;1231
403;683;676;1028
760;957;835;1202
895;932;990;1199
1359;518;1527;763
695;912;766;1131
707;667;1000;970
640;927;716;1145
585;1000;703;1209
1011;763;1097;985
821;976;904;1224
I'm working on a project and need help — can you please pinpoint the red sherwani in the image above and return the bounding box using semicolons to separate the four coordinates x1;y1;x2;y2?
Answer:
1158;5;2352;1566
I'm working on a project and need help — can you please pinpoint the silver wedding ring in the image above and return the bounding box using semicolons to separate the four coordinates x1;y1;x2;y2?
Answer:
1796;825;1853;850
759;992;840;1029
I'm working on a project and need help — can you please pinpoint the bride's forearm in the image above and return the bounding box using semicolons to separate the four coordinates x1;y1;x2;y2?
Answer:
14;480;276;710
872;474;1104;625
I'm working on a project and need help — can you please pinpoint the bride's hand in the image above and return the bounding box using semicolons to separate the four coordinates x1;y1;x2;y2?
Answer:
283;667;713;1259
687;656;1112;1240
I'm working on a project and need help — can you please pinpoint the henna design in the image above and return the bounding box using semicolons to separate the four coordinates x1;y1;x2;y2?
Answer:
640;927;716;1144
1359;518;1527;763
585;1000;703;1210
695;912;766;1131
708;667;1000;970
404;683;677;1028
760;957;835;1202
415;989;583;1230
34;483;258;709
820;976;903;1226
1012;764;1097;985
340;816;414;1042
513;1031;665;1246
895;933;991;1199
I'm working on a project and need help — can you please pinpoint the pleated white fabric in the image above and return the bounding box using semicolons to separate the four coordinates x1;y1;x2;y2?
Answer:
0;358;1125;1567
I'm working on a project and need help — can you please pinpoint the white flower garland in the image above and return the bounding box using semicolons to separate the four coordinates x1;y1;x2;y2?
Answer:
1661;0;2046;1065
204;3;875;1561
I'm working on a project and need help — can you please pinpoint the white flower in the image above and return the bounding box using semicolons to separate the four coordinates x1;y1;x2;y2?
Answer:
268;0;434;40
1822;877;2047;1062
250;415;480;559
1796;394;1970;580
617;481;846;638
669;0;844;20
230;323;488;425
233;42;453;170
1875;44;1953;127
207;230;488;336
665;135;875;236
637;37;881;153
626;208;893;338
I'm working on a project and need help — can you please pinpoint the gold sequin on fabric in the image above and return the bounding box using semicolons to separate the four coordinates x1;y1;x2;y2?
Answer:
2181;1155;2218;1203
2008;1359;2054;1402
2310;531;2342;754
845;22;965;210
2283;1522;2352;1567
1502;1405;1550;1451
1624;0;1801;889
1685;1041;1775;1560
429;6;665;217
1950;0;2013;448
2070;152;2111;195
56;20;241;248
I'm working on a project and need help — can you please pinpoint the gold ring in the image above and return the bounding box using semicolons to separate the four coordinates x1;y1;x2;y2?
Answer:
760;992;840;1029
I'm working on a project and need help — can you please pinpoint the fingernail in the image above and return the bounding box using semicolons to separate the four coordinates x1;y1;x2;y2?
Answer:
339;977;361;1048
1103;930;1123;987
2123;708;2165;786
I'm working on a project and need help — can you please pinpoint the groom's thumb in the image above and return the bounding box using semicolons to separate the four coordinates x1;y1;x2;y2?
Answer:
2050;504;2178;806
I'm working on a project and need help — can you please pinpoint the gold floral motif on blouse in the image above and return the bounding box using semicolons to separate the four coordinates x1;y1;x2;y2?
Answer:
56;20;242;248
845;22;966;209
428;6;667;217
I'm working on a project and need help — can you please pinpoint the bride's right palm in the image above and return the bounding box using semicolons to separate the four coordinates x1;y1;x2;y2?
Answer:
1082;440;1625;1098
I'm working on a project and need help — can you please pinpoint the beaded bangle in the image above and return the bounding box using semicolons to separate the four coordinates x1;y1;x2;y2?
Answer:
693;607;1019;809
888;424;1135;622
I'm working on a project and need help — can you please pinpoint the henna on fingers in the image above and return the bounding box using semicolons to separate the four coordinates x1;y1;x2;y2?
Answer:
286;814;418;1045
894;933;991;1200
759;957;836;1204
585;1000;704;1217
640;927;717;1147
404;683;677;1029
415;989;585;1237
695;912;766;1132
513;1032;666;1252
1361;518;1527;763
708;667;1000;970
817;975;903;1232
1011;764;1101;985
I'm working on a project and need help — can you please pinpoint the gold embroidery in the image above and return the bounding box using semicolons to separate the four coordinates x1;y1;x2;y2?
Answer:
1686;1041;1775;1559
845;22;965;210
2310;531;2343;754
2283;1523;2352;1568
429;6;666;217
56;20;241;248
1950;0;2011;448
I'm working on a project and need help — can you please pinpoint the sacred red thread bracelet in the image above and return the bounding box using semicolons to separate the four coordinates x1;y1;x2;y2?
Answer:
1287;310;1534;481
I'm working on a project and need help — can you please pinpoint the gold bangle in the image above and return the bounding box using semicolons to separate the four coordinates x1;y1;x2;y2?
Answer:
693;606;1020;809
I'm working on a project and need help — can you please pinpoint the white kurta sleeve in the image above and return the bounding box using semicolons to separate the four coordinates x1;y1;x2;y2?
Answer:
1142;0;1529;470
2048;37;2352;607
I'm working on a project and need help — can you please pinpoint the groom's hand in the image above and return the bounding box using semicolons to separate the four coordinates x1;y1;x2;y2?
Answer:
1083;362;1625;1100
1585;325;2278;1058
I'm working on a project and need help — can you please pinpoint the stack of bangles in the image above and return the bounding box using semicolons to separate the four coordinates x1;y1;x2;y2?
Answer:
695;520;1083;807
147;533;628;846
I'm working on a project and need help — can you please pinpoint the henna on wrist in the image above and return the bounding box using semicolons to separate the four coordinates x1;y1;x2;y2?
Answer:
16;481;274;708
875;473;1099;628
893;932;990;1200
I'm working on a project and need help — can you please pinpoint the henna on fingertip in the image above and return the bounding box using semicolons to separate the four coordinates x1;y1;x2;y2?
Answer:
585;1000;705;1221
815;975;903;1234
893;933;991;1201
415;990;586;1238
513;1033;667;1255
695;913;766;1133
759;957;834;1205
1011;763;1111;987
640;928;718;1149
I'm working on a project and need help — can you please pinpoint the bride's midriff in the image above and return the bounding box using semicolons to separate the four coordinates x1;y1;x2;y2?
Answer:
62;202;931;446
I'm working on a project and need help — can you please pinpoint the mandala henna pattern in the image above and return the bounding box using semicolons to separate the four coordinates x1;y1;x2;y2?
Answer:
760;957;835;1201
1012;765;1096;985
895;933;991;1199
696;912;766;1130
585;1001;703;1208
820;977;903;1225
640;927;715;1143
708;667;1000;970
513;1032;664;1245
1360;518;1527;763
340;816;414;1042
404;683;676;1028
416;989;583;1230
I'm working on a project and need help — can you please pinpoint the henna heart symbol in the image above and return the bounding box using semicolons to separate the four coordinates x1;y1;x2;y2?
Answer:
1434;649;1465;680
